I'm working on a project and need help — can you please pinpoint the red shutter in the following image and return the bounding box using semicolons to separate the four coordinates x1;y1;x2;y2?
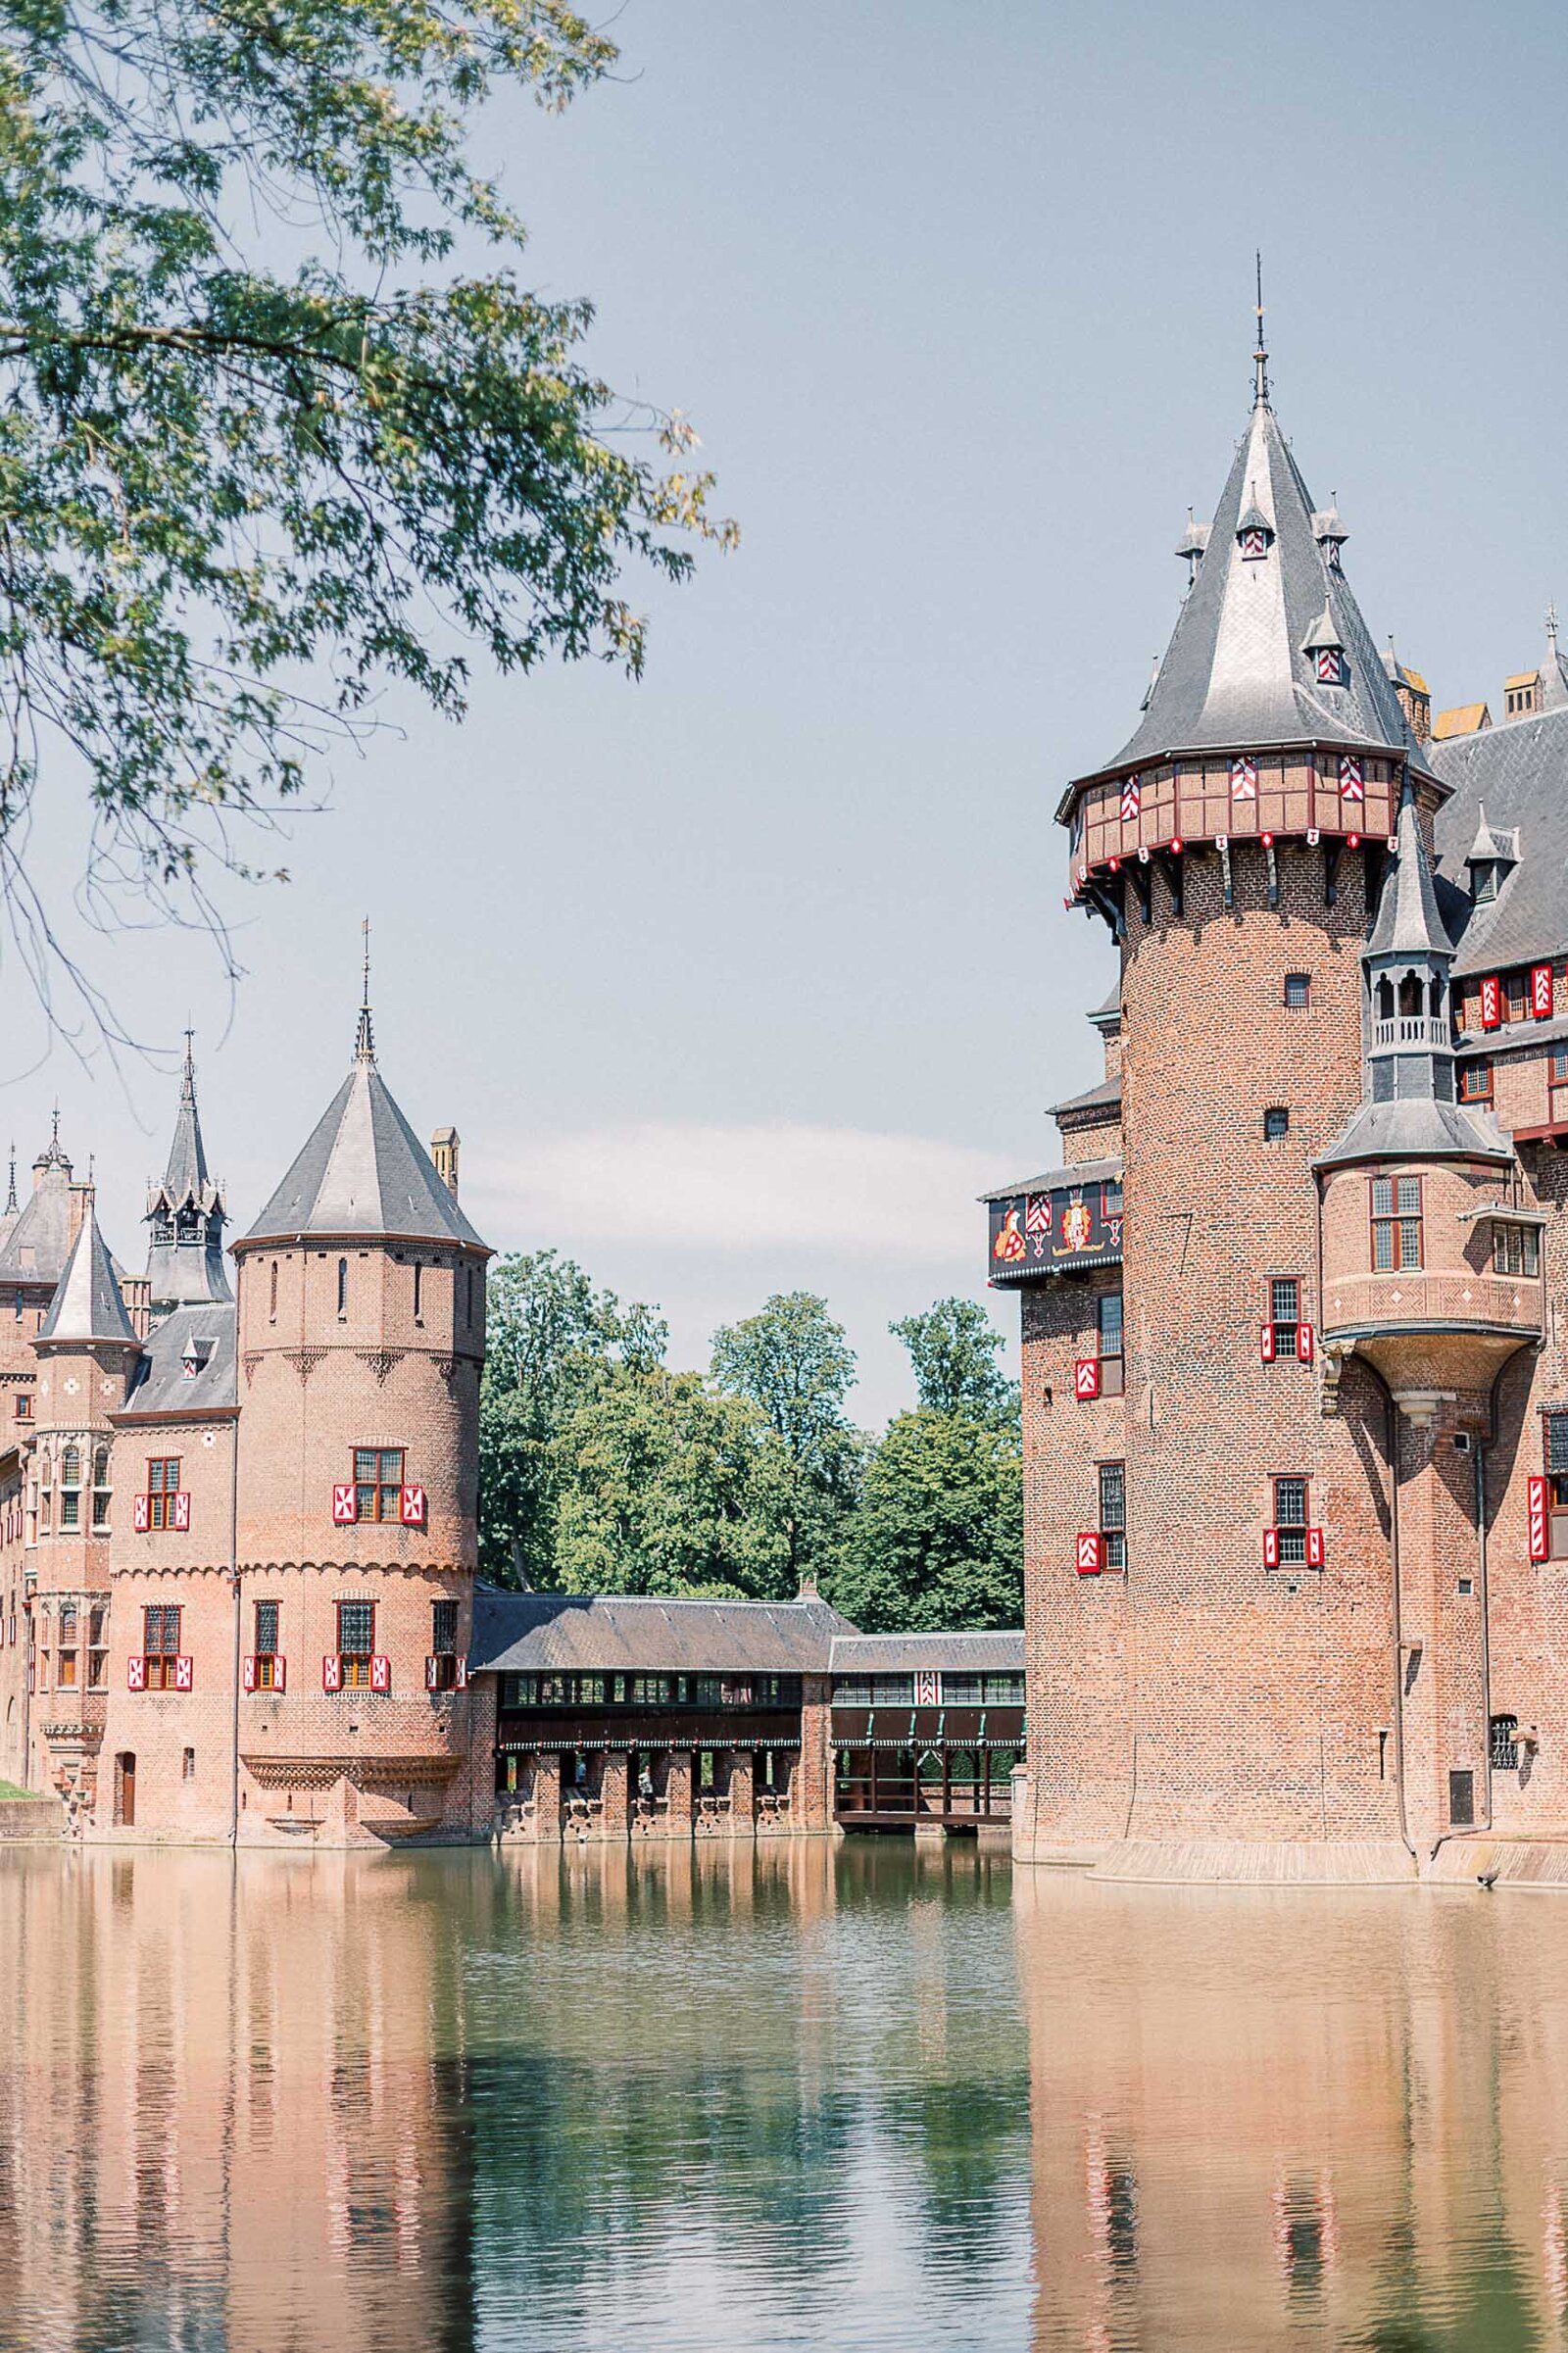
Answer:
425;1655;439;1691
1306;1528;1325;1568
322;1652;342;1692
456;1656;468;1691
174;1655;193;1691
242;1654;256;1692
1534;964;1554;1019
1260;1323;1275;1362
127;1654;145;1691
400;1483;426;1526
370;1653;390;1692
1298;1321;1315;1363
331;1484;357;1526
1074;1359;1101;1400
1075;1532;1103;1576
1263;1528;1280;1570
273;1655;287;1695
1481;975;1502;1030
172;1491;190;1533
1529;1474;1550;1563
132;1494;150;1534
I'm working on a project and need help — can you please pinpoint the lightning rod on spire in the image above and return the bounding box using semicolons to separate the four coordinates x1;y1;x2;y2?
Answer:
1253;250;1269;409
355;916;375;1065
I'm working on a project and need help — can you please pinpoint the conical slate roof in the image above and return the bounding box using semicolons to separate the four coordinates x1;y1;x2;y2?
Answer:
0;1126;76;1288
245;1058;485;1248
1103;398;1426;775
146;1046;230;1309
159;1046;209;1204
38;1201;138;1346
1367;790;1453;958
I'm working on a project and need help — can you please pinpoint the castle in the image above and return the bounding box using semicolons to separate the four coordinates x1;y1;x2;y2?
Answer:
996;323;1568;1883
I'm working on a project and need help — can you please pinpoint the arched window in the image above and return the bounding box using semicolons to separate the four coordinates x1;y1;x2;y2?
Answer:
1376;975;1395;1021
337;1258;348;1316
1429;975;1445;1018
1398;972;1423;1017
270;1260;278;1320
60;1446;80;1527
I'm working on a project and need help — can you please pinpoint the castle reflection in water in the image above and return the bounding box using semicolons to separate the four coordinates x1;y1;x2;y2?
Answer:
3;1847;1568;2352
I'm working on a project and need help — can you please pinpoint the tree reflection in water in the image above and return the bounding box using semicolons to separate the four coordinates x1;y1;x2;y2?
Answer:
2;1844;1567;2348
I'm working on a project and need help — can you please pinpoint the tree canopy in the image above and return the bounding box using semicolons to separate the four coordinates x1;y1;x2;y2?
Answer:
889;1297;1018;1423
710;1292;863;1585
0;0;730;998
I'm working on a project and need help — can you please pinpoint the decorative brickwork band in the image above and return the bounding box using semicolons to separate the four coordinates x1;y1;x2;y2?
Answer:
284;1348;327;1383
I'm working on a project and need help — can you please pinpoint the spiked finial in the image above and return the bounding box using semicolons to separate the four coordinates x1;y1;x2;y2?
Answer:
1549;601;1559;657
3;1144;15;1218
1252;250;1269;409
355;917;375;1065
180;1026;197;1106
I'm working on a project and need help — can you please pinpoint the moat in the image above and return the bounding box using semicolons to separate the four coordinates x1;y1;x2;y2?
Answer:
4;1842;1568;2351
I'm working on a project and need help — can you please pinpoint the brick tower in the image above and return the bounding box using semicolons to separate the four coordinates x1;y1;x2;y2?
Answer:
1012;319;1462;1872
227;962;491;1843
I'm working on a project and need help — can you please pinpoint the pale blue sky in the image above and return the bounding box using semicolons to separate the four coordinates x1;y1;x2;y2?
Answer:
7;1;1568;1419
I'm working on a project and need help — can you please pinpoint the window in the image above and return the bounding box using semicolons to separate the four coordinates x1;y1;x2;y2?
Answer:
1459;1060;1493;1103
1102;1178;1123;1219
466;1266;475;1326
1273;1476;1308;1566
252;1599;281;1690
1491;1713;1519;1772
1098;1291;1124;1397
1099;1461;1126;1573
58;1600;76;1687
143;1604;182;1690
145;1457;182;1530
1507;971;1529;1024
1284;972;1310;1009
270;1260;278;1319
413;1262;423;1321
1494;1222;1540;1278
1266;1277;1299;1360
1371;1174;1422;1270
15;1392;31;1422
428;1597;461;1690
1448;1769;1475;1828
336;1257;348;1316
354;1447;405;1523
1544;1413;1568;1557
984;1673;1026;1705
90;1446;110;1529
336;1599;374;1687
59;1446;79;1528
1474;863;1497;904
1263;1106;1290;1141
88;1606;106;1690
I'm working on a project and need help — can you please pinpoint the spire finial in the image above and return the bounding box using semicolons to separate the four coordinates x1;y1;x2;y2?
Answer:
1252;250;1269;409
355;916;375;1065
3;1144;15;1218
1548;600;1559;656
180;1024;197;1106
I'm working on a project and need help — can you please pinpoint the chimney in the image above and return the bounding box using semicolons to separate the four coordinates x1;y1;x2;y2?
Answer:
797;1571;819;1601
430;1127;460;1198
67;1180;92;1249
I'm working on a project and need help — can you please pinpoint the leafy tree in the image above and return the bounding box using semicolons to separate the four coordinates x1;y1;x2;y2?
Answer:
478;1250;665;1588
0;0;731;998
710;1292;863;1582
890;1298;1016;1422
826;1409;1023;1636
551;1363;796;1600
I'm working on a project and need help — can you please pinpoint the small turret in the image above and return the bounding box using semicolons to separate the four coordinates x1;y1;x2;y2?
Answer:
144;1036;229;1315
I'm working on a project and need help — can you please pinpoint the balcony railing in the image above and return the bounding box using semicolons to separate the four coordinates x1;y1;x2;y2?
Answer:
1372;1016;1450;1049
1322;1271;1544;1337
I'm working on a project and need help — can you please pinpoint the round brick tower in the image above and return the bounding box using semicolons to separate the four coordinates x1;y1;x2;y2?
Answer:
230;971;491;1844
1016;332;1470;1872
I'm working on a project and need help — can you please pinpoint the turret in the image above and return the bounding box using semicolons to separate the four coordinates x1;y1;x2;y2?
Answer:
145;1036;229;1315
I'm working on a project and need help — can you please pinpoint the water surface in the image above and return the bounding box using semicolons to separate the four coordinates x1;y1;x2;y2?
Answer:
0;1839;1564;2349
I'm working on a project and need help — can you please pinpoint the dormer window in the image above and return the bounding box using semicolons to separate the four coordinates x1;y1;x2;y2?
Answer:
1302;601;1346;688
1473;862;1496;903
1237;489;1273;561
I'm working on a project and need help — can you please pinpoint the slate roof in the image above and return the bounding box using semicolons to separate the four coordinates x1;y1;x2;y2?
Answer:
246;1058;486;1249
1096;398;1427;779
979;1155;1122;1204
1367;791;1454;958
1431;702;1568;976
1314;1099;1512;1171
0;1147;76;1290
1051;1076;1122;1121
828;1630;1024;1675
146;1050;231;1308
118;1302;236;1416
468;1588;854;1677
38;1203;138;1346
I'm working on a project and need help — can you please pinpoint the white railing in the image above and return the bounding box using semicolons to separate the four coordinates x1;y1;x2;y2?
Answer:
1372;1016;1449;1049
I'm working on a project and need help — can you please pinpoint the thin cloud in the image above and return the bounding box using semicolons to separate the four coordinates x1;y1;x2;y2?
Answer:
466;1120;1006;1259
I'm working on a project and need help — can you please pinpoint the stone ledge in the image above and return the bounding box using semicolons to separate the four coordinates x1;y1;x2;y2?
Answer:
0;1795;61;1842
1086;1838;1418;1886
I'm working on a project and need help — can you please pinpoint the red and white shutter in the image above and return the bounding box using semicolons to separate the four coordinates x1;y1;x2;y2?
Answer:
400;1484;426;1527
455;1656;468;1691
1263;1528;1280;1570
1534;963;1554;1019
914;1669;941;1706
1074;1358;1101;1400
1306;1528;1325;1569
1075;1532;1103;1576
1339;754;1364;803
1260;1323;1275;1363
1231;756;1258;801
425;1655;440;1692
132;1494;150;1534
1481;975;1502;1030
127;1654;146;1691
273;1655;287;1695
331;1484;357;1526
242;1654;256;1693
1529;1474;1550;1563
1298;1321;1315;1363
172;1491;190;1534
322;1652;343;1692
370;1654;391;1692
173;1655;193;1691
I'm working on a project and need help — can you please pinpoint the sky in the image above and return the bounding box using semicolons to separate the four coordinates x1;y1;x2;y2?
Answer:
6;0;1568;1422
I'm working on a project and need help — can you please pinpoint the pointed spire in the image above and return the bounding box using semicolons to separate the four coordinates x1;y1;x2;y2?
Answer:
1252;251;1269;409
1544;600;1568;713
356;916;375;1066
145;1036;229;1312
38;1197;137;1348
1368;785;1452;958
